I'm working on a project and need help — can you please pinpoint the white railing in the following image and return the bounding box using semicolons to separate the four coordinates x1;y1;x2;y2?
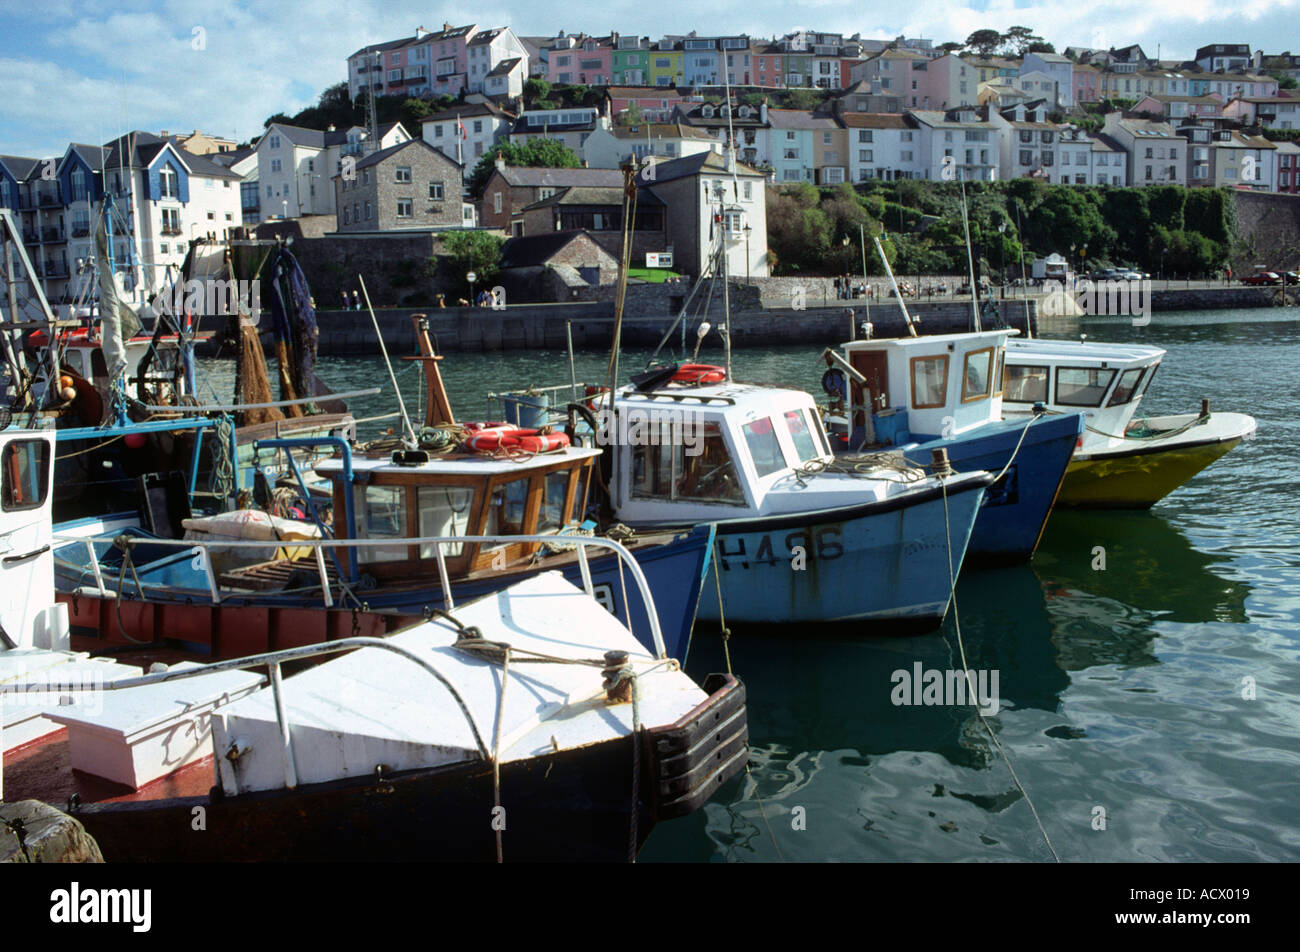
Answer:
50;531;665;660
1;635;489;799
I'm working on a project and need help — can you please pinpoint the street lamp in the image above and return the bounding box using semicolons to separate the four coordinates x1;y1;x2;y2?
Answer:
743;223;752;280
998;221;1007;297
467;269;477;305
1160;247;1167;282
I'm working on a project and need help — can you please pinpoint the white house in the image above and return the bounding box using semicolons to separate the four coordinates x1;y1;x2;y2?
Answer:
256;121;410;221
467;27;528;94
990;102;1062;182
841;113;923;182
421;102;516;168
909;107;999;181
582;122;718;170
1102;114;1186;186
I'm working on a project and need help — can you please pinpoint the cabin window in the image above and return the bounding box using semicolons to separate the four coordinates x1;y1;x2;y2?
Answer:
2;439;50;511
538;470;572;532
783;410;820;464
1056;367;1117;407
910;355;949;409
416;486;474;558
484;477;529;536
62;350;86;378
631;421;745;505
1106;367;1147;407
992;349;1005;398
356;485;407;562
742;418;786;478
1004;364;1048;403
1134;363;1158;400
961;347;994;402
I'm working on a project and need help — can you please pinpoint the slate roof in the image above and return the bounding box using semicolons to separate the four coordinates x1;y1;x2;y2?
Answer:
499;230;614;268
351;137;461;172
493;167;625;188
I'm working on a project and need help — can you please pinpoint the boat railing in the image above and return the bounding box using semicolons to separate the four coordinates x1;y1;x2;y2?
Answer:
0;634;491;800
50;531;667;660
485;382;600;421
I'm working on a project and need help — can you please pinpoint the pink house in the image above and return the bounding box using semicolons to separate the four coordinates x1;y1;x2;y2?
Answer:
753;46;784;87
548;35;614;85
420;23;477;97
1073;65;1100;104
1133;94;1224;120
605;87;685;121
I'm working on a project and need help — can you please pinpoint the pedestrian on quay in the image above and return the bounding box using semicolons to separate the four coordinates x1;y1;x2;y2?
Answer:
436;293;446;308
352;290;361;311
833;276;842;299
340;290;349;310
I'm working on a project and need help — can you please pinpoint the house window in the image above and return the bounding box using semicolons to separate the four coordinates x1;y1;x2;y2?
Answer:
858;130;873;143
397;199;412;217
859;150;873;162
365;201;372;219
822;132;832;144
160;167;178;198
429;182;444;200
493;192;502;214
434;125;444;138
395;166;412;183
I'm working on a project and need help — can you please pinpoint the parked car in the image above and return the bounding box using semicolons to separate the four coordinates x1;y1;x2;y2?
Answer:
1242;271;1281;286
1283;271;1298;284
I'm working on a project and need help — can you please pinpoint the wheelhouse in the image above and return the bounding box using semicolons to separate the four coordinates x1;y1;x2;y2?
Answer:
319;446;599;580
1002;339;1165;442
835;329;1015;448
611;384;839;524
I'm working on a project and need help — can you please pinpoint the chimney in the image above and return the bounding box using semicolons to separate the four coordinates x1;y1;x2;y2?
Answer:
161;129;169;138
494;155;506;172
759;100;768;124
327;123;336;132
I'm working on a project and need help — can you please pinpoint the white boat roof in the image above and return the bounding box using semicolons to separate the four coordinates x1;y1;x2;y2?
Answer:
1006;337;1165;366
212;572;710;796
616;382;817;421
845;328;1018;352
318;445;601;477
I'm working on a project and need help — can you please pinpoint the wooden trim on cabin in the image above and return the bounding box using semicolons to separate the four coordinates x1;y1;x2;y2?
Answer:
960;346;996;404
909;354;949;410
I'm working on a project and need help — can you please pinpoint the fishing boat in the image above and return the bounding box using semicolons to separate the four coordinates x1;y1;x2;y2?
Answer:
1001;338;1256;508
822;328;1084;563
1;425;748;862
598;371;993;628
50;317;713;663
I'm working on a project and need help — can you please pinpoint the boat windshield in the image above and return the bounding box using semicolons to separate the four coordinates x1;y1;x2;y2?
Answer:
742;418;786;478
782;410;821;464
1056;367;1117;407
1106;366;1147;407
356;485;407;562
417;486;474;558
1004;364;1049;403
632;421;746;505
961;348;994;402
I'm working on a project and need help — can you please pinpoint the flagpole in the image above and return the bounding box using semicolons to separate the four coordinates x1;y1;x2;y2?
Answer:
457;113;463;166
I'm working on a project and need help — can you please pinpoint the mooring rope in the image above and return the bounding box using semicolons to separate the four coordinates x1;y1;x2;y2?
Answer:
939;475;1060;862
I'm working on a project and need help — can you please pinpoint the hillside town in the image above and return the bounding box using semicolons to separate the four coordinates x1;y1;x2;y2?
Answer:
4;26;1300;305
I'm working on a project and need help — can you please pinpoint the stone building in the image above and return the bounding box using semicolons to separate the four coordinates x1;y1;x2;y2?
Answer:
334;138;464;232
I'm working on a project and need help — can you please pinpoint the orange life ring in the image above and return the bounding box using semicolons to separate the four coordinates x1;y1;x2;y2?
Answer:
465;426;571;453
673;364;726;385
514;432;571;453
464;425;520;451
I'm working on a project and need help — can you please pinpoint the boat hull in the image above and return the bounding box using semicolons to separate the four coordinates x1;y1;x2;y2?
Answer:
55;526;713;664
897;414;1082;564
1057;412;1254;509
694;476;990;626
25;673;747;863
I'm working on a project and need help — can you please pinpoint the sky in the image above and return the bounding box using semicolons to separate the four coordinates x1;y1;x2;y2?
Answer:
1;0;1298;160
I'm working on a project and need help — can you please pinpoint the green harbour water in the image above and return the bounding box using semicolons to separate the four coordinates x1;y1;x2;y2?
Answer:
199;306;1300;862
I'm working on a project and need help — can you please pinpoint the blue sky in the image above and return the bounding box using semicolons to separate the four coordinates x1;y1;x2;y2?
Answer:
2;0;1297;159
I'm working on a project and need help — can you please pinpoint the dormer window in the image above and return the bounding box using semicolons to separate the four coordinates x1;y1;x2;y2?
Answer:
738;106;751;118
702;105;714;118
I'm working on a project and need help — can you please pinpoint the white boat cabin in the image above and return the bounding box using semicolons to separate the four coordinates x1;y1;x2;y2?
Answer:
837;329;1015;447
0;425;60;648
318;446;600;579
1002;339;1165;449
609;383;914;526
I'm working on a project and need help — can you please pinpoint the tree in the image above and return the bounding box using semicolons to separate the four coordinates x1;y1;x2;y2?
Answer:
1026;41;1057;55
435;231;505;295
964;30;1004;58
1003;26;1045;57
618;102;644;126
523;78;551;105
782;88;822;111
466;138;582;197
938;41;964;54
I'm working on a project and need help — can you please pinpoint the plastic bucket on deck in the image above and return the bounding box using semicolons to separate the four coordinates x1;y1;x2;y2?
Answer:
501;392;550;429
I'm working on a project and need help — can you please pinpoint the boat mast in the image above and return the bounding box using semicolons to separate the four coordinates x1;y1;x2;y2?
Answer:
873;234;917;337
959;168;981;332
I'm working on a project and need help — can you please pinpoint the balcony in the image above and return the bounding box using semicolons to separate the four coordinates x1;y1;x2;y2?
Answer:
22;231;38;244
161;226;182;236
72;224;90;237
39;192;60;206
44;261;68;278
42;227;65;242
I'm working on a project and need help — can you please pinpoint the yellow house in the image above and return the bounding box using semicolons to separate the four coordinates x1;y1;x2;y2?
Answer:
647;44;684;87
